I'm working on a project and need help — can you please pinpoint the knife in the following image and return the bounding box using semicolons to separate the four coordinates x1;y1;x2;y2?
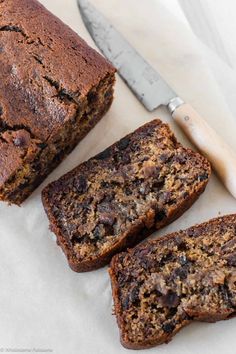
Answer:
77;0;236;199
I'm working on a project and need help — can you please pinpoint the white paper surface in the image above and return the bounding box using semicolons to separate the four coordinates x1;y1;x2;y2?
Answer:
1;1;236;353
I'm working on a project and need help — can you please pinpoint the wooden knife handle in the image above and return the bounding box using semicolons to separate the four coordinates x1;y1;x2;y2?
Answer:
172;102;236;199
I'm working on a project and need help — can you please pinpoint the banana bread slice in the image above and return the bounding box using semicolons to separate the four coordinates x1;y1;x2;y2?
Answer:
109;214;236;349
0;0;115;204
42;119;211;272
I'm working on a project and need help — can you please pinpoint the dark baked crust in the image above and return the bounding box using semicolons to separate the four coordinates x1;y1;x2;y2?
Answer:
109;214;236;349
0;0;114;140
0;0;115;204
42;119;211;272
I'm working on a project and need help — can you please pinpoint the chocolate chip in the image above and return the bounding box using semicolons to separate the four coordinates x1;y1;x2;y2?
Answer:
130;286;139;304
174;154;187;164
160;251;174;266
136;247;156;270
162;322;175;333
182;191;189;199
219;285;230;304
177;241;187;251
103;193;115;202
37;142;47;149
0;105;3;115
121;286;140;310
103;223;114;236
187;228;201;238
133;179;142;187
95;148;111;160
174;266;188;280
130;143;140;153
160;153;169;163
13;136;26;147
198;173;208;181
100;181;110;188
122;296;130;311
152;179;165;190
150;303;158;310
187;229;194;237
117;137;130;151
121;154;131;164
160;291;180;308
98;213;115;226
74;175;87;193
118;272;130;287
124;187;132;196
88;91;98;104
140;257;156;270
112;153;121;164
222;238;236;250
227;254;236;267
93;225;101;240
144;323;155;336
104;89;112;99
80;197;93;210
138;126;154;139
179;255;189;265
18;181;29;190
168;307;178;318
136;247;150;257
155;210;166;222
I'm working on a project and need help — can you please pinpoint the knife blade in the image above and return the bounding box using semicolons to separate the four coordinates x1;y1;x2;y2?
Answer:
77;0;236;199
78;0;176;111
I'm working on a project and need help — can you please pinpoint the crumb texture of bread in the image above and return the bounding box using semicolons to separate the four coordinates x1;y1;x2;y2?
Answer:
0;0;115;204
42;119;211;272
109;214;236;349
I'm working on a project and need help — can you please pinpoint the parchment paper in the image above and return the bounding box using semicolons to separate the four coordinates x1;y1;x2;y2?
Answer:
1;1;236;353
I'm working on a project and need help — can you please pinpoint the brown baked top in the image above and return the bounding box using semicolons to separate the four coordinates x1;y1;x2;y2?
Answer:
109;214;236;349
0;0;115;142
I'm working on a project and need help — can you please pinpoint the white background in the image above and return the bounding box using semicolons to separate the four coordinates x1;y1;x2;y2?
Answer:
166;0;236;118
1;1;236;354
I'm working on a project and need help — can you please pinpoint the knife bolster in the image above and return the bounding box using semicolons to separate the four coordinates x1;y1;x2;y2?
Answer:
168;97;185;114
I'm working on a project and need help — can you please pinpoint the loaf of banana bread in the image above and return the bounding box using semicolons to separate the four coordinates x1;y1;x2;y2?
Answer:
0;0;115;204
109;214;236;349
42;119;211;272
